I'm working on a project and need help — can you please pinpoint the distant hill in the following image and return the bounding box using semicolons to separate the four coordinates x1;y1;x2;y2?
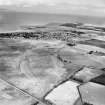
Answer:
0;10;105;32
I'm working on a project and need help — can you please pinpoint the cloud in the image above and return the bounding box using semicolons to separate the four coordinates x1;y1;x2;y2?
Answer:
0;0;105;8
0;0;55;5
0;0;104;7
0;0;105;16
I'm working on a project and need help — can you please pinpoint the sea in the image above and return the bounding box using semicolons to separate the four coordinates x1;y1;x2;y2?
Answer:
0;10;105;32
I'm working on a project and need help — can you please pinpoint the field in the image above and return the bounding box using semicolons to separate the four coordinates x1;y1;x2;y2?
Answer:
0;22;105;105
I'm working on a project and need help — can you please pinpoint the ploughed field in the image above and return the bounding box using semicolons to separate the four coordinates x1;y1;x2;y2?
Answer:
78;39;105;49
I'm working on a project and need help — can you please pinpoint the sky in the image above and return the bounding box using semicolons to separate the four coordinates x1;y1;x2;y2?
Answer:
0;0;105;16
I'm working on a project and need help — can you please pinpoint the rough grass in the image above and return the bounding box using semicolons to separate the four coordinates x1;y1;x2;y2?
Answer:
0;79;38;105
